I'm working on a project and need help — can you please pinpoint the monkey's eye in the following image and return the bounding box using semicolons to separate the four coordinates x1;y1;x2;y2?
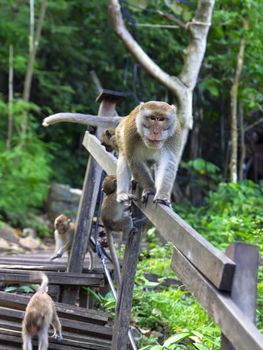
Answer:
157;117;165;121
150;116;156;121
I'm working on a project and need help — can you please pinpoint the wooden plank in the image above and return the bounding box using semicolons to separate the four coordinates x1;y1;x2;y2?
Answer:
0;331;110;350
221;243;259;350
0;270;104;286
171;246;263;350
82;132;236;291
0;322;111;349
0;306;112;339
0;291;109;324
112;221;143;349
64;93;121;304
83;132;117;175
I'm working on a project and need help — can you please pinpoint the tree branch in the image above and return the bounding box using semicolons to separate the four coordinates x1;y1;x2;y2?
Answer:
42;112;121;128
179;0;215;89
108;0;186;101
157;10;186;29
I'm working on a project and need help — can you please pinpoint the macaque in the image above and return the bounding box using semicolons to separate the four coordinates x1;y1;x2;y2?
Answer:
22;272;62;350
50;214;74;260
43;101;182;206
101;128;118;152
50;214;94;269
101;175;133;288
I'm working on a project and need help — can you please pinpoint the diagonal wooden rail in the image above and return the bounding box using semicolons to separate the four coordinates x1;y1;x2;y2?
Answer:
83;130;263;350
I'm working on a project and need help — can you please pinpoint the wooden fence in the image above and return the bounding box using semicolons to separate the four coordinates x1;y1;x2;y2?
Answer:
51;90;263;350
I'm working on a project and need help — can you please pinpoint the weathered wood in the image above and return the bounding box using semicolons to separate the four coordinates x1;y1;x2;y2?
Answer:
171;246;263;350
221;242;259;350
0;291;108;324
0;306;112;339
0;269;104;286
111;217;143;350
64;91;124;304
83;131;117;175
82;132;236;291
0;329;111;350
0;322;111;349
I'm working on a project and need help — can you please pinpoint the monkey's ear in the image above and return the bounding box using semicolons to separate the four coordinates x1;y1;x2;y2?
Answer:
171;104;177;112
105;129;111;138
68;218;72;223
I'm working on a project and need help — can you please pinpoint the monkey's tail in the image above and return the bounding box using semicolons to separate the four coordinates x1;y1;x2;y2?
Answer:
30;271;49;293
105;229;121;289
42;113;122;128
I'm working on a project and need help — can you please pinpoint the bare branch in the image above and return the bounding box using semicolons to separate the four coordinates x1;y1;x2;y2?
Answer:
43;112;122;128
108;0;185;101
157;10;186;29
179;0;215;89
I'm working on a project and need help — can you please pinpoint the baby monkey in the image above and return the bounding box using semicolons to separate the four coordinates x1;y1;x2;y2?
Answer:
22;272;62;350
50;214;73;260
101;128;118;153
50;214;94;269
101;175;133;288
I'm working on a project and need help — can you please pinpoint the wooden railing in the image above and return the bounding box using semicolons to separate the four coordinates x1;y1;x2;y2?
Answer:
51;91;263;350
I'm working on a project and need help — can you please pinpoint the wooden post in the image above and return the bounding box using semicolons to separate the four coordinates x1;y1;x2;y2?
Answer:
61;89;126;304
221;242;259;350
111;206;144;350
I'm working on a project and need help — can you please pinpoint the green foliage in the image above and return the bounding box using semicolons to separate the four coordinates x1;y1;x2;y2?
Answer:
174;180;263;250
0;98;52;226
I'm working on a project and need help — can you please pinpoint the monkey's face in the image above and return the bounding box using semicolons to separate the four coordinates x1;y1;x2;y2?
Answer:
54;214;71;234
137;102;177;149
102;176;117;195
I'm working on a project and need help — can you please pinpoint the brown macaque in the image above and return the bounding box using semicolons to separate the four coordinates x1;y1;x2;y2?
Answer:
115;101;181;206
101;128;118;152
43;101;182;206
50;214;74;260
22;272;62;350
101;175;133;288
50;214;94;269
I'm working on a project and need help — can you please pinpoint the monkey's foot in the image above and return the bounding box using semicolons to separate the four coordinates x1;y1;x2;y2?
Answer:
52;333;63;340
49;253;62;261
141;189;155;204
117;192;137;205
153;195;171;207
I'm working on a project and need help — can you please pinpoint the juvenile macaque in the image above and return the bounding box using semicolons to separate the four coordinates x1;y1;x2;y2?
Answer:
43;101;182;206
101;128;118;152
22;272;62;350
50;214;94;269
101;175;133;288
50;214;73;260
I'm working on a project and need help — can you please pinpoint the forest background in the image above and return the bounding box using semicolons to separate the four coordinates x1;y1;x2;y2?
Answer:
0;1;262;349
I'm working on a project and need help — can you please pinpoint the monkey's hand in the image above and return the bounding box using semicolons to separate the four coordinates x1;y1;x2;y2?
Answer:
117;192;137;205
52;332;63;340
49;253;63;261
153;194;171;207
141;189;155;205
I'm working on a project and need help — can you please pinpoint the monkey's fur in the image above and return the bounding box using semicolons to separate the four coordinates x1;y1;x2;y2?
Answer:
101;128;118;152
43;101;182;206
22;272;62;350
101;175;133;288
50;214;93;269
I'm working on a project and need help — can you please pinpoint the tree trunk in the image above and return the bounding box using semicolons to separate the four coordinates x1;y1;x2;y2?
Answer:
21;0;48;138
230;20;248;183
6;45;14;150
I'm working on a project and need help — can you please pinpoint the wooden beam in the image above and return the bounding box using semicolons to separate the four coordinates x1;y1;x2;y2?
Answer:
171;246;263;350
83;131;117;175
63;90;124;304
221;242;259;349
82;133;236;291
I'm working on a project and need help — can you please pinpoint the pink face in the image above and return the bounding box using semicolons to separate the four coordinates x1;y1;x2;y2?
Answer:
148;116;166;142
